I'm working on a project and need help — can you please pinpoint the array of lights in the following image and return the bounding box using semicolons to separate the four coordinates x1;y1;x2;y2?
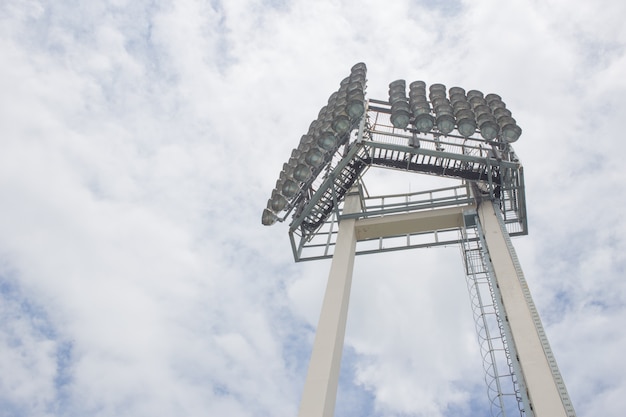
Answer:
389;81;522;141
262;63;367;226
262;64;523;227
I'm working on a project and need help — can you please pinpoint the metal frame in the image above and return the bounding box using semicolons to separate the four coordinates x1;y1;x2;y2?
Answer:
288;99;527;262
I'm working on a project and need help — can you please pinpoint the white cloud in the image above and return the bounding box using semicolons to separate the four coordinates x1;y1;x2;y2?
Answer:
0;0;624;416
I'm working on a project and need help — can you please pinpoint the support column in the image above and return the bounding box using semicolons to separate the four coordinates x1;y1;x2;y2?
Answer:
297;187;361;417
478;201;572;417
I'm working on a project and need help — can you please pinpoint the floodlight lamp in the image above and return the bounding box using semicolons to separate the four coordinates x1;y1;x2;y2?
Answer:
270;193;289;212
351;62;367;72
300;134;315;146
410;80;426;90
308;119;320;134
315;120;332;134
431;97;450;109
274;177;284;191
283;162;296;178
410;104;430;116
449;86;465;96
412;105;431;116
449;93;467;105
389;79;406;90
261;208;277;226
287;158;300;169
305;148;325;167
391;111;411;129
297;142;311;155
317;131;338;151
429;83;446;94
457;117;476;137
502;123;522;142
434;103;453;116
478;119;499;140
452;100;471;112
455;108;474;120
332;115;350;135
392;100;410;112
389;91;407;103
390;81;410;130
488;99;506;112
347;81;362;93
318;106;330;119
473;105;492;119
282;179;299;198
290;148;302;160
347;89;364;103
466;90;484;101
349;73;366;87
469;96;487;109
497;115;516;127
429;92;447;103
414;113;434;132
436;114;455;134
409;96;428;106
347;99;365;119
409;89;428;100
485;93;502;104
494;107;512;120
293;163;312;182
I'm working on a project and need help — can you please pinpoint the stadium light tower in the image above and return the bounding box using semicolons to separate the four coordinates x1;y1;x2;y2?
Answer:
262;63;576;417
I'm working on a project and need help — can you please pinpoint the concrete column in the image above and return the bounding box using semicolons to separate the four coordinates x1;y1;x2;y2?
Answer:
297;188;361;417
478;201;568;417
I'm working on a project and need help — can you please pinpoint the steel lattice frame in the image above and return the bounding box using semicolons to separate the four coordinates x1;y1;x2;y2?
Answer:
288;101;526;262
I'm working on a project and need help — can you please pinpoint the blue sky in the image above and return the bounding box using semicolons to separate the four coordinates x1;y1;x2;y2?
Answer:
1;0;625;416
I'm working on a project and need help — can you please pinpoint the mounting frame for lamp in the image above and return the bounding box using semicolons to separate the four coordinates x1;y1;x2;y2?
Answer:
285;98;527;262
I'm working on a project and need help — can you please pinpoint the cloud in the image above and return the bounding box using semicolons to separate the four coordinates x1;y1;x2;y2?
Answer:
0;0;625;416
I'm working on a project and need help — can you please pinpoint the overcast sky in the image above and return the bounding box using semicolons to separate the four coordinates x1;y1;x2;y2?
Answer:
1;0;625;416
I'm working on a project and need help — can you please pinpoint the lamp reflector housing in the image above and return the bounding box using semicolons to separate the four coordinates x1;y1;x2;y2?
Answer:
478;119;499;140
436;114;455;134
282;179;299;197
305;148;325;167
457;117;476;137
317;131;338;151
414;113;434;132
270;193;288;212
502;122;522;142
261;208;277;226
293;164;312;182
347;100;365;119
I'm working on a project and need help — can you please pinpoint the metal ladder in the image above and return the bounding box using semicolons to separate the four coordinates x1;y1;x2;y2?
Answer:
460;214;527;417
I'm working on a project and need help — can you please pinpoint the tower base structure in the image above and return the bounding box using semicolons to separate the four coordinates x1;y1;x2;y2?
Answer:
297;186;575;417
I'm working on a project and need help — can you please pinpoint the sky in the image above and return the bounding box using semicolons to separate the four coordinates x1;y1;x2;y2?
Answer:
0;0;625;416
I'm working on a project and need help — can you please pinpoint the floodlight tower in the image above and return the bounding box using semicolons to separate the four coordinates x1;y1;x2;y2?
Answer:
262;63;576;417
